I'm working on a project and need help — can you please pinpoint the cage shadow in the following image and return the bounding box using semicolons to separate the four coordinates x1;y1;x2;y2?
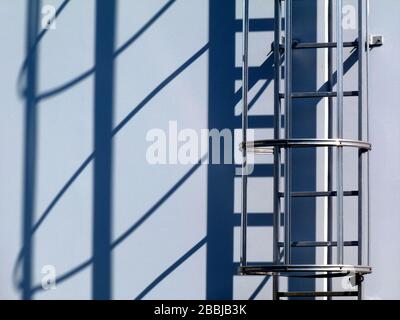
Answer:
134;237;207;300
34;0;177;102
29;158;206;296
13;43;209;295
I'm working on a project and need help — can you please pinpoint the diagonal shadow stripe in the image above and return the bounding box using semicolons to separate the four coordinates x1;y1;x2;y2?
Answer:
135;237;207;300
247;249;285;300
234;53;275;109
249;276;270;300
111;157;206;249
115;0;177;56
29;157;207;295
321;47;359;93
13;44;209;289
112;44;208;134
33;0;178;101
248;76;271;111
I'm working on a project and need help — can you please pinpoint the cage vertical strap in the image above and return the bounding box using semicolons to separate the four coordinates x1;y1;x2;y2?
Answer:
284;0;293;265
240;0;250;268
365;0;371;269
273;0;283;300
336;0;345;265
327;0;334;298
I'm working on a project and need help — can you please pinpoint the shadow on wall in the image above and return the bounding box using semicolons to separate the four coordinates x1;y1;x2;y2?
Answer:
15;0;358;300
16;0;211;300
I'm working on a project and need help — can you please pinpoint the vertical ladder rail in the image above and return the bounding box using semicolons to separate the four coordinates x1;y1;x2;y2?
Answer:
273;0;283;300
336;0;345;265
357;0;370;300
284;0;293;265
240;0;250;269
365;0;371;270
357;0;364;299
327;0;334;298
357;0;364;269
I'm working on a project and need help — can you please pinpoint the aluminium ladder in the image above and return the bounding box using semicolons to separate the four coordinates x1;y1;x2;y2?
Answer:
239;0;381;300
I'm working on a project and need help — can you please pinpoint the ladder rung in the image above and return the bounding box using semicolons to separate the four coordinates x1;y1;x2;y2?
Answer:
279;191;359;198
278;291;358;298
291;41;358;49
279;91;359;99
278;241;359;248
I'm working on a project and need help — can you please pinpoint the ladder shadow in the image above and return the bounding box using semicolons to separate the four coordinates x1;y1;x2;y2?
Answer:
233;52;275;111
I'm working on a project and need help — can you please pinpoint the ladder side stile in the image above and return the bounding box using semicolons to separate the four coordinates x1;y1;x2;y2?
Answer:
357;0;370;300
240;0;250;269
336;0;345;265
365;0;371;270
327;0;334;298
357;0;364;300
358;0;365;269
284;0;293;266
273;0;283;301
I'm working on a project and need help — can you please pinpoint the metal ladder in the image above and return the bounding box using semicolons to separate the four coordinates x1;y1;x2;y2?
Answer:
240;0;382;300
